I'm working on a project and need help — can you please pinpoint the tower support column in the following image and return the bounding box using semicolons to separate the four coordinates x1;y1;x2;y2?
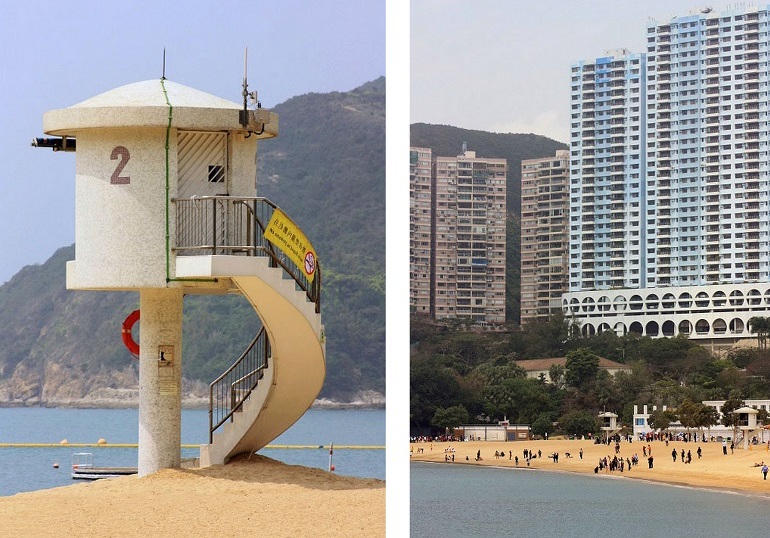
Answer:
138;288;184;476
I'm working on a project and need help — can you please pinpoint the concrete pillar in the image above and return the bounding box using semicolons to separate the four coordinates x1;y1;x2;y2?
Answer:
138;288;184;476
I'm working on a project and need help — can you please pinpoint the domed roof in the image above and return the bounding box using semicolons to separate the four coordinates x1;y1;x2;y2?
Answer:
71;79;240;109
43;78;277;138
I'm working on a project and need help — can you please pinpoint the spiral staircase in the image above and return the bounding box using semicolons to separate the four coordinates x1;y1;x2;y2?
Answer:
172;196;325;466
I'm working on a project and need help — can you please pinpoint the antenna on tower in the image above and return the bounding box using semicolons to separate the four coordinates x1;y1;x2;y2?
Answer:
240;47;249;127
239;47;264;135
162;48;166;80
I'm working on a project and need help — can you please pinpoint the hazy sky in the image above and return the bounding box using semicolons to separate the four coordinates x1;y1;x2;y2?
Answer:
411;0;737;143
0;0;384;285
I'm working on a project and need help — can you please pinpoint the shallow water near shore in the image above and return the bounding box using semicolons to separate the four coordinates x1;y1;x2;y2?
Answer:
0;407;384;496
411;462;769;537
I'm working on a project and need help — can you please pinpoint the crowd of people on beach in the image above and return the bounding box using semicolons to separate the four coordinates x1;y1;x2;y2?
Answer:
413;431;770;484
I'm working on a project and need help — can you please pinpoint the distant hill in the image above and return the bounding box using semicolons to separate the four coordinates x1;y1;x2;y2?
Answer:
0;79;385;406
410;123;568;323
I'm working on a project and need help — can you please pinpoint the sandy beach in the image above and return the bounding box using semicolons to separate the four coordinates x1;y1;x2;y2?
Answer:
411;437;770;497
0;454;385;537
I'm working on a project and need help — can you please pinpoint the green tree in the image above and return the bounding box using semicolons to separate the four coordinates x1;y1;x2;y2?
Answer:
695;404;721;439
410;357;463;430
720;397;745;441
558;410;599;437
677;399;699;433
565;348;600;388
548;363;565;389
531;414;555;439
483;377;553;424
431;405;469;433
749;316;770;350
647;408;678;434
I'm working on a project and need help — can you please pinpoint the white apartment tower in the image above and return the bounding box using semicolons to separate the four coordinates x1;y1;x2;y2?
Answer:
410;146;507;324
564;5;770;346
520;150;570;324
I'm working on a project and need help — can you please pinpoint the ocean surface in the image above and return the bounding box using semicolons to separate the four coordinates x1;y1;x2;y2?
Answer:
411;462;769;537
0;407;384;496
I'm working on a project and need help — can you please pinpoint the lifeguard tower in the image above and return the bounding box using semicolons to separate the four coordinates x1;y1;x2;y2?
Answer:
34;74;325;475
599;411;619;440
734;406;759;449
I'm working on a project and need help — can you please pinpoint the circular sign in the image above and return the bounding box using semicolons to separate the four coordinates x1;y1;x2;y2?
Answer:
304;251;316;275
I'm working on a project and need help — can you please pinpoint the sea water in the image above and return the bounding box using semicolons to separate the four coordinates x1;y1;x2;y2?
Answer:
411;462;769;537
0;407;384;496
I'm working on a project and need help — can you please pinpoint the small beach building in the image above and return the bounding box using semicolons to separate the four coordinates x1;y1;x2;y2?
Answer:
515;357;631;384
457;423;531;442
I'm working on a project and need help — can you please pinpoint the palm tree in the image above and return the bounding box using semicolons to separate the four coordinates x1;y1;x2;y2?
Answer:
749;316;770;350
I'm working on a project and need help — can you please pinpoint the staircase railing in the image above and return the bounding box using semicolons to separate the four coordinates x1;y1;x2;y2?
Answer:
173;196;320;313
208;326;271;443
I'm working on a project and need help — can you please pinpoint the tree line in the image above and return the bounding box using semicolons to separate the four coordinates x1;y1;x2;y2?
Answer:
411;314;770;438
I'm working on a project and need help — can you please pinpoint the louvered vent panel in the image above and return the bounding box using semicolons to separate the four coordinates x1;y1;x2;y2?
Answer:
177;131;227;199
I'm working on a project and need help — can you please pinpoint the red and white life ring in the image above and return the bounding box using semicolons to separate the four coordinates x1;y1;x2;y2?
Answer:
121;309;140;357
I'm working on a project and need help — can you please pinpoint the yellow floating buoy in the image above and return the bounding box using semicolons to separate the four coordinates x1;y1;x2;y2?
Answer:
59;439;68;445
97;438;107;445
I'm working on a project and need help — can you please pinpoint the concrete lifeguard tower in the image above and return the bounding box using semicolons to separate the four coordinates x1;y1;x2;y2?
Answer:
599;411;619;440
734;406;759;449
35;75;325;475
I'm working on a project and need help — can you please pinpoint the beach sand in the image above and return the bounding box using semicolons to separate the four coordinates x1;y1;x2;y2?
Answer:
0;454;385;537
411;437;770;497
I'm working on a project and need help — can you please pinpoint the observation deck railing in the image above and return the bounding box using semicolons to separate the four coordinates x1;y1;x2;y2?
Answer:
173;196;320;313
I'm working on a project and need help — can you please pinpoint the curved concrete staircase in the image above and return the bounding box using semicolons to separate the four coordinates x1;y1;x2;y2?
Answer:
176;255;325;466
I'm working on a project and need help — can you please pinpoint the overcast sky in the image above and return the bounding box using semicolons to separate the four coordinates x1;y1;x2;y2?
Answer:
411;0;737;143
0;0;384;285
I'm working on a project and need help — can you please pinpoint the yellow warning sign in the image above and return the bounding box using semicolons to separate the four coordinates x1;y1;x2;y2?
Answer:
263;208;317;282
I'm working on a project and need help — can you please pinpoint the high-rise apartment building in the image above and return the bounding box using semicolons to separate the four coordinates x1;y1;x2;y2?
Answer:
410;147;433;317
564;6;770;346
409;146;507;324
520;150;570;324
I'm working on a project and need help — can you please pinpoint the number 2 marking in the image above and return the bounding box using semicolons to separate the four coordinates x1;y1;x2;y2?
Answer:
110;146;130;184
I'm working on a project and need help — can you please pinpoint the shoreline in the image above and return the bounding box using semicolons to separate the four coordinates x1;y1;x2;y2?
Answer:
411;438;770;499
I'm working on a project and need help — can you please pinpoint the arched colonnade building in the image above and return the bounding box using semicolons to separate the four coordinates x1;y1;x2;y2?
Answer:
563;283;770;347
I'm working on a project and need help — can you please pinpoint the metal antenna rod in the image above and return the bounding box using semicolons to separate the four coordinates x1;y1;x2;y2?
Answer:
162;48;166;80
241;47;249;127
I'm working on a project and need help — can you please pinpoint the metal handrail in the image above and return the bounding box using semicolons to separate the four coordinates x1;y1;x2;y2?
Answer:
208;327;270;443
173;196;321;313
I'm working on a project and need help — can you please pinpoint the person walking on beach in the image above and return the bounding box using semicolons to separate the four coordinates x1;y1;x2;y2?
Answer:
723;440;728;455
697;446;702;459
762;463;768;480
672;449;677;462
579;448;583;460
647;456;654;469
